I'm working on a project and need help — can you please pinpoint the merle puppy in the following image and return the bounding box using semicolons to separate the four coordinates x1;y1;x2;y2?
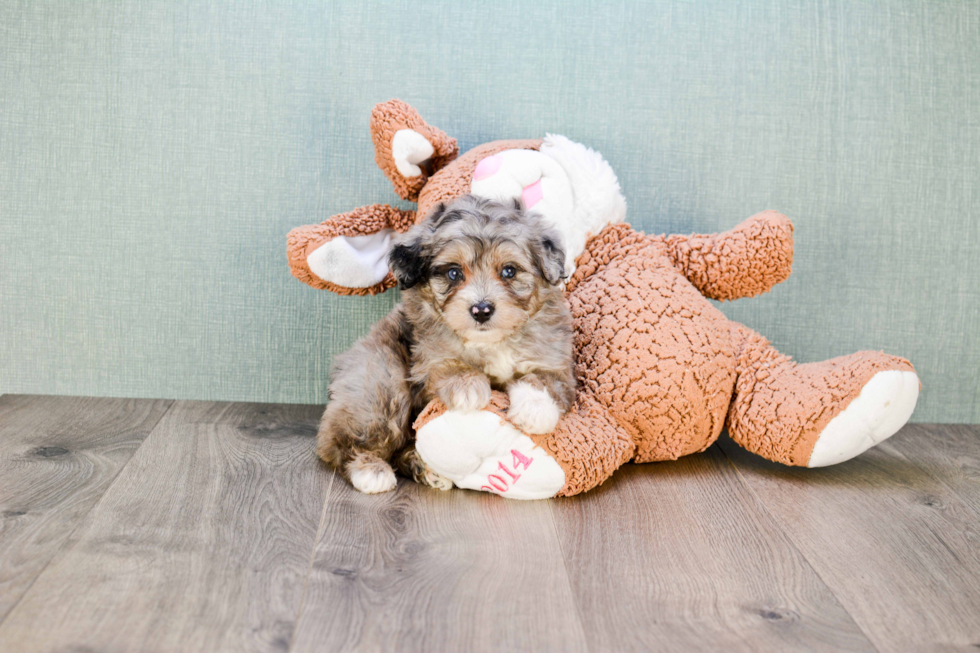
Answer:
316;194;576;494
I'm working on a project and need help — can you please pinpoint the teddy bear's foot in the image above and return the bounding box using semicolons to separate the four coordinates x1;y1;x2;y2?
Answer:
413;394;566;500
727;323;920;467
807;370;920;467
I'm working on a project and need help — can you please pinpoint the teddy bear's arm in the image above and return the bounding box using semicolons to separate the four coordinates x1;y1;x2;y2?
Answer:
661;211;794;301
286;204;416;295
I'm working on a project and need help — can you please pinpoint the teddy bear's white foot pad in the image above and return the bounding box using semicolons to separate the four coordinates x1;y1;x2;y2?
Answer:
415;409;565;500
808;370;919;467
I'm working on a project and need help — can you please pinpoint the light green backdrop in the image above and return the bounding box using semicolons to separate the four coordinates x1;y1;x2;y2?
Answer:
1;1;977;422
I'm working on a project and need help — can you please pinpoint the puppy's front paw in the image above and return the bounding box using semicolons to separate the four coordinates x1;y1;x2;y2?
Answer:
348;457;397;494
440;374;492;412
507;382;561;434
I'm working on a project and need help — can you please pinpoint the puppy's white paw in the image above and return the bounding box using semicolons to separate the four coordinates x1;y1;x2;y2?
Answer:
422;468;454;491
348;458;397;494
507;382;561;435
442;375;492;412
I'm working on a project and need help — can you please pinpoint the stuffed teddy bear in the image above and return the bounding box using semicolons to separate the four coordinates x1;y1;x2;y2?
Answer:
287;100;920;499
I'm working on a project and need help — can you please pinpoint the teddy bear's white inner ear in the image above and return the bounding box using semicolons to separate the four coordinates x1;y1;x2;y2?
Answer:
306;230;394;288
391;129;435;178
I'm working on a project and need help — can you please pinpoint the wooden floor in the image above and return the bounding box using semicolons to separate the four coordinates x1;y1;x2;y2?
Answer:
0;395;978;652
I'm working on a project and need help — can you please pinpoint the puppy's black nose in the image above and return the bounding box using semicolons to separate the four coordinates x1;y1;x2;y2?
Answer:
471;301;495;323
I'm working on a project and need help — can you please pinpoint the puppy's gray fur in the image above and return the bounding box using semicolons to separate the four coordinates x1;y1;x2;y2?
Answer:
317;195;576;494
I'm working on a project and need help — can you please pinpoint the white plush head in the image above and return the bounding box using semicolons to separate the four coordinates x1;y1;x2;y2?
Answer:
470;134;627;276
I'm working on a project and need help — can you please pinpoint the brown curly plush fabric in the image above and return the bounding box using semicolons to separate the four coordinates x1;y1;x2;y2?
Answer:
285;204;415;295
370;100;459;202
662;210;794;300
555;219;915;493
568;223;739;466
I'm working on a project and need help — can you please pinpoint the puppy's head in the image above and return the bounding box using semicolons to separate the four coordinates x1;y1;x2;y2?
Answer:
388;195;566;344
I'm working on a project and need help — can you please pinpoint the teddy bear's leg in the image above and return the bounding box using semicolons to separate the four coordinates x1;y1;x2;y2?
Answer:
413;392;635;499
725;322;919;467
286;204;416;295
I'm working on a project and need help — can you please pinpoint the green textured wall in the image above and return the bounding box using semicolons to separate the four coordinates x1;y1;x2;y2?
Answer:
1;1;977;422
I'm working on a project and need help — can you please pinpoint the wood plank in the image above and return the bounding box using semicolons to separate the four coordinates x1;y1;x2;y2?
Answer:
290;474;589;653
718;427;980;651
0;400;327;653
879;424;980;517
551;447;875;652
0;394;172;622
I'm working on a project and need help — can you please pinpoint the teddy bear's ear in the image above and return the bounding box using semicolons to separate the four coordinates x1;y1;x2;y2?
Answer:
370;100;459;202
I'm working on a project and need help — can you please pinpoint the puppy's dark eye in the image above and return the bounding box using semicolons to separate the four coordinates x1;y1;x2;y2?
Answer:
501;265;517;279
446;267;463;282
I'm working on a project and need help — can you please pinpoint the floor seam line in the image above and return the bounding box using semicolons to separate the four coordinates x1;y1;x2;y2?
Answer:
289;468;336;652
547;500;592;653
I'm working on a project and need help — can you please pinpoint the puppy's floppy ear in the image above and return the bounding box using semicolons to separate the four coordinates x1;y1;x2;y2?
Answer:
387;206;445;289
388;234;430;290
423;201;450;228
534;228;567;285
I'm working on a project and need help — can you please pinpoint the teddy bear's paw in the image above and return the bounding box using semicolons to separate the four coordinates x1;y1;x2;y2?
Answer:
421;467;454;491
440;374;492;413
506;382;561;435
808;370;920;467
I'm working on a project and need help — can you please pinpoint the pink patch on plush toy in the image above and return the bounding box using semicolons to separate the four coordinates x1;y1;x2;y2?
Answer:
522;178;544;208
473;154;503;181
